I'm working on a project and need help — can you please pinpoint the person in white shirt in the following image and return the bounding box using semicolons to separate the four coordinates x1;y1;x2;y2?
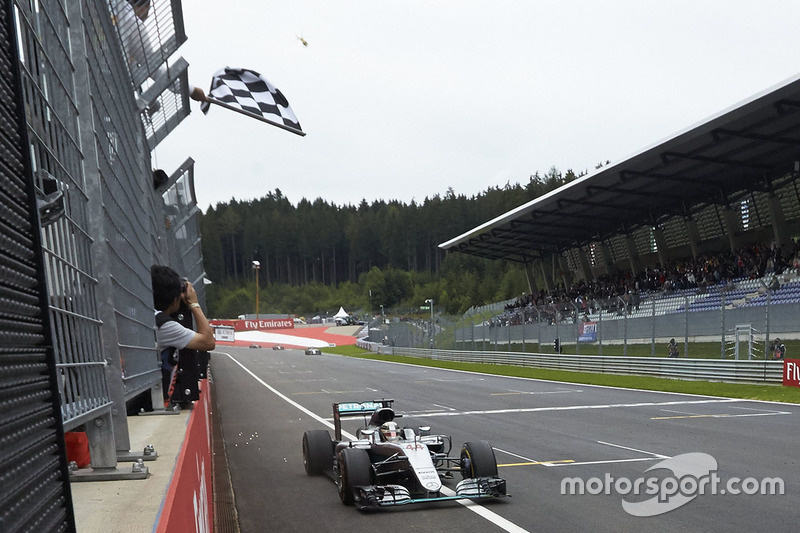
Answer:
151;265;215;402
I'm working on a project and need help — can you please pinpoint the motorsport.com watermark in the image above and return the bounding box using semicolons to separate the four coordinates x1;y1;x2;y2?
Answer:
561;453;784;516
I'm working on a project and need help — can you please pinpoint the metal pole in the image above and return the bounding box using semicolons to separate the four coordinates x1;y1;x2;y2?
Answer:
720;289;726;358
536;306;542;353
683;295;689;358
764;288;771;359
618;296;628;356
471;313;475;351
765;289;771;380
430;300;434;349
552;304;559;353
252;261;260;319
596;299;603;356
651;296;656;356
572;301;580;355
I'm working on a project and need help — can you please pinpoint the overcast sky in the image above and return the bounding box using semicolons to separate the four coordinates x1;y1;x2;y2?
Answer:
154;1;800;212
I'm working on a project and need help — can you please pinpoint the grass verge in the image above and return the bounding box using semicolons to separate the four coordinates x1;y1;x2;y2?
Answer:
325;345;800;404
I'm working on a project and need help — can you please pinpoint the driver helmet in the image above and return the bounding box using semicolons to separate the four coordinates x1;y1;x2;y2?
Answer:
380;421;399;442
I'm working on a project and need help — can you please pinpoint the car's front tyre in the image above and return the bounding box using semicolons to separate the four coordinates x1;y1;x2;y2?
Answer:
460;440;498;478
337;447;372;505
303;430;333;475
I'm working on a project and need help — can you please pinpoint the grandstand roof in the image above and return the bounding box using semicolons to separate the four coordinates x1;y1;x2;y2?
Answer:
439;73;800;263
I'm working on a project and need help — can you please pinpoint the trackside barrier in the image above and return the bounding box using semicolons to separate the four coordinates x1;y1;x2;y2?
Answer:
156;380;213;533
366;346;783;384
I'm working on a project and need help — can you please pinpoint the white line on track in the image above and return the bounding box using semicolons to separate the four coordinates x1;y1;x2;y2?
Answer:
537;441;670;468
729;405;792;414
221;352;530;533
408;398;741;418
651;411;791;420
491;389;582;396
596;441;669;458
493;447;539;463
548;457;661;467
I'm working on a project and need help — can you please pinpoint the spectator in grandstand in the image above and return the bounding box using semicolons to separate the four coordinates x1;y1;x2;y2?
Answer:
772;338;786;360
667;338;679;358
495;239;799;328
769;275;781;292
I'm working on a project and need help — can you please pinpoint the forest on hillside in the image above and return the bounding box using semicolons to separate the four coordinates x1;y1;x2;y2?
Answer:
200;167;582;318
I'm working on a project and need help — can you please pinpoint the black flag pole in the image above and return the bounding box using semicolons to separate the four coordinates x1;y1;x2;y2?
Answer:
190;86;306;137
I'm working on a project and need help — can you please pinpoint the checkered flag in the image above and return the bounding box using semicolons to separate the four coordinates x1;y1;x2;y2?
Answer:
197;67;304;136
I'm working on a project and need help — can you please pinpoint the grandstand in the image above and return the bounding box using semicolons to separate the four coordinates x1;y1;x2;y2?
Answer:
439;73;800;352
440;73;800;287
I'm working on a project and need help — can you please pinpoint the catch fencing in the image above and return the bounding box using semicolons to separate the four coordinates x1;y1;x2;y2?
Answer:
368;279;800;359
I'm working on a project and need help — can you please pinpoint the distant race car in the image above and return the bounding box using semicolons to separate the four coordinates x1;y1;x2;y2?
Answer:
272;345;285;350
249;343;261;349
302;399;507;510
305;347;321;355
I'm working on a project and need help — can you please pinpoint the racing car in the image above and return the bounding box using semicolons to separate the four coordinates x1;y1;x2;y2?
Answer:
302;399;507;509
305;347;321;355
272;345;285;350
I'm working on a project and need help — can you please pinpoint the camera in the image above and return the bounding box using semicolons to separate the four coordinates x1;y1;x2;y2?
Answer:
181;278;188;293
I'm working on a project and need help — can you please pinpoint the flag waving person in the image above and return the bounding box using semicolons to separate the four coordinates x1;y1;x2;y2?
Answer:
190;67;305;136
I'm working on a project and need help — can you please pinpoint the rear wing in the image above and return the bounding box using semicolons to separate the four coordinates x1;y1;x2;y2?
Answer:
333;399;394;441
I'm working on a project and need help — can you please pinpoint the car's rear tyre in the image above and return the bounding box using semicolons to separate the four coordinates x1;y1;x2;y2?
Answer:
338;447;372;505
303;430;333;476
460;440;498;478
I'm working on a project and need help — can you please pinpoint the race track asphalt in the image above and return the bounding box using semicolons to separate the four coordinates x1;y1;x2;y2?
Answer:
210;346;799;532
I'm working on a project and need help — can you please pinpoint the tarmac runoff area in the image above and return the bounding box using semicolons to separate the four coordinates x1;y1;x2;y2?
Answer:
218;324;361;349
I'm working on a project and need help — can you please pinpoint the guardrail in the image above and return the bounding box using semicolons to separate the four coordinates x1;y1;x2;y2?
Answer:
357;341;783;383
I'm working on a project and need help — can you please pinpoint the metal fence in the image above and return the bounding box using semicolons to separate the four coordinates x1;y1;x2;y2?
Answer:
4;0;203;489
0;1;76;529
356;344;784;384
447;281;800;359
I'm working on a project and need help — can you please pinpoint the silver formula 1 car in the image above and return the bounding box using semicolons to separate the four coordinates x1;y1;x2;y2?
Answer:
302;399;507;510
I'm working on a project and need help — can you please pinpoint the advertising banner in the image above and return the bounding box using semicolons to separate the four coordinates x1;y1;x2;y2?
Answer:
783;359;800;388
213;325;235;342
210;318;294;331
578;321;597;342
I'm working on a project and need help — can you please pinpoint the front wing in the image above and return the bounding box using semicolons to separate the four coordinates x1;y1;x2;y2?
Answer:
354;476;507;510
